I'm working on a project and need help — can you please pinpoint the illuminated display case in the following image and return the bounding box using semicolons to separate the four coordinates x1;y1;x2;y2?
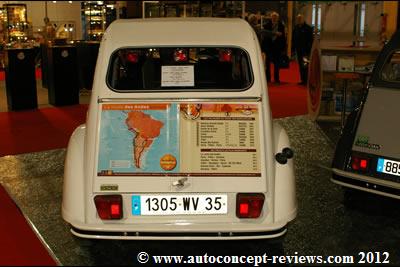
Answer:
53;21;76;40
0;8;5;68
82;2;105;41
82;1;116;41
0;8;6;43
143;1;244;18
4;4;28;43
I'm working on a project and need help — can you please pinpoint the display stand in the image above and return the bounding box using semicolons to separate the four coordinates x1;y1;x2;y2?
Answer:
40;42;49;88
308;40;381;122
76;41;100;90
5;48;37;110
47;45;79;106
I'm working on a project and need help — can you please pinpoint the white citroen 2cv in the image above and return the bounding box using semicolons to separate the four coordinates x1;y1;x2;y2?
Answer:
62;18;296;240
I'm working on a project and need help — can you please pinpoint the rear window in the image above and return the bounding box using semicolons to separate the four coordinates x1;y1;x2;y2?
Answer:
107;47;253;91
381;50;400;83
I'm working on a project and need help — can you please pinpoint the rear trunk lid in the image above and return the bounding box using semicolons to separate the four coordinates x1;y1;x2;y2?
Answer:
94;99;267;194
352;87;400;160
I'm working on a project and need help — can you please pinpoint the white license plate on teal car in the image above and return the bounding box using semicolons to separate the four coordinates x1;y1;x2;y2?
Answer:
377;158;400;177
132;194;228;216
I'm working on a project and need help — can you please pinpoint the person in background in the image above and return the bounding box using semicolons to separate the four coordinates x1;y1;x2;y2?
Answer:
248;14;262;43
255;11;262;25
292;14;314;85
248;13;268;69
262;12;286;84
260;12;271;30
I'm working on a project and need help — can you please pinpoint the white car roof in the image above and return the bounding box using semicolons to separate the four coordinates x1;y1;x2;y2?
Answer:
103;18;256;49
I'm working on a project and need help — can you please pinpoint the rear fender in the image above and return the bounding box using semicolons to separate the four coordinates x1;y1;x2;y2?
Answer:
273;122;297;223
332;84;369;170
62;124;86;224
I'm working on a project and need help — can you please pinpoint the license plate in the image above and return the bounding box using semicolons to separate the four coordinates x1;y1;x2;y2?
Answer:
131;194;228;216
377;158;400;177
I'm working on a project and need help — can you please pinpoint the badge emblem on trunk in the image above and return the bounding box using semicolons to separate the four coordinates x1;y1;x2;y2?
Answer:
355;135;381;150
172;177;188;187
100;184;119;191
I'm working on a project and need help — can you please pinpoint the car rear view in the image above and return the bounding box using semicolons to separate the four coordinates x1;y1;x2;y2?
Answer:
332;30;400;198
62;18;296;240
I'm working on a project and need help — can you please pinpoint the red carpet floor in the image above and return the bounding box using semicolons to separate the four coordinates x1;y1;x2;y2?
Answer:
0;184;57;266
0;62;307;157
268;61;308;118
0;105;88;157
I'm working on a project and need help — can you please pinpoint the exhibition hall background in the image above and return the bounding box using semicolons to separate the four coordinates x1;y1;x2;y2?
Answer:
0;1;398;157
0;1;397;52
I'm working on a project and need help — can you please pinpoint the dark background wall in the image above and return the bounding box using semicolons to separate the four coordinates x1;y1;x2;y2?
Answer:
246;1;288;23
126;1;142;18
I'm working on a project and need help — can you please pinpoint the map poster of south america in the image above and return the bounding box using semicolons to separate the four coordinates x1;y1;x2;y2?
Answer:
97;103;180;175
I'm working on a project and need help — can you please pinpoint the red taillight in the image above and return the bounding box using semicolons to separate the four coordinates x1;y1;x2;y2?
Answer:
219;49;232;62
360;159;368;169
236;193;265;218
351;155;369;171
94;195;123;220
111;204;120;216
126;52;139;63
239;203;249;214
174;49;188;62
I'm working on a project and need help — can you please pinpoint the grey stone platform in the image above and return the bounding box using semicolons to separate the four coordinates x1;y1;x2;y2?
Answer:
1;116;399;265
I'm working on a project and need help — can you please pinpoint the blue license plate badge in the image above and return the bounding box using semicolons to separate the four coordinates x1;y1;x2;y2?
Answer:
132;195;141;216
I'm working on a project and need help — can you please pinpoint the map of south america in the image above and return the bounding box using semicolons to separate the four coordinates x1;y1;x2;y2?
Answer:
98;103;180;175
125;111;164;169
